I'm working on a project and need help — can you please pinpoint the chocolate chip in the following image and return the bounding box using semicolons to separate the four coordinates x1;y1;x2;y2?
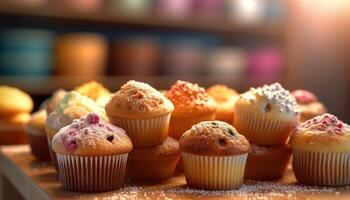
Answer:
227;128;235;136
264;104;271;113
71;139;76;144
218;138;227;146
106;135;114;142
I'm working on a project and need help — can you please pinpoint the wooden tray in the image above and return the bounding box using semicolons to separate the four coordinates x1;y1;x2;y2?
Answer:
0;145;349;200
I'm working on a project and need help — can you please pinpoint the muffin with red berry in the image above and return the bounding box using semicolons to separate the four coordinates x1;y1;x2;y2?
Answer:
165;81;217;140
290;113;350;186
106;80;174;147
291;89;327;122
52;113;132;192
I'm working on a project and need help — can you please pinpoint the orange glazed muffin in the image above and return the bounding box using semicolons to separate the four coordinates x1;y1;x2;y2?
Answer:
106;80;174;147
26;110;50;161
234;83;299;145
244;143;292;181
127;137;180;181
291;89;327;122
75;81;111;107
52;113;132;192
290;113;350;186
207;84;239;124
166;81;217;140
180;121;249;190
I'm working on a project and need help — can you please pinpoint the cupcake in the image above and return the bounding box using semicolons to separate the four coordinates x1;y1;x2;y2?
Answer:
52;113;132;192
44;89;67;114
207;84;239;124
46;91;107;169
127;137;180;181
26;109;50;161
106;80;174;147
291;89;327;122
165;81;217;140
244;143;292;180
234;83;299;145
290;113;350;186
75;81;111;107
180;121;249;190
0;86;33;144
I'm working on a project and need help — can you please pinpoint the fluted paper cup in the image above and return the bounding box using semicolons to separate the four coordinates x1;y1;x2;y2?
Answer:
234;108;295;145
182;152;247;190
292;149;350;186
169;114;216;140
108;113;171;147
57;153;128;192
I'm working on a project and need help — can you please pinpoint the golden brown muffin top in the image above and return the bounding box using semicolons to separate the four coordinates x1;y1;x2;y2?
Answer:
166;81;217;117
52;113;132;156
207;84;239;103
26;110;47;133
75;81;111;104
179;121;249;156
290;113;350;153
0;86;33;116
129;137;180;159
106;80;174;118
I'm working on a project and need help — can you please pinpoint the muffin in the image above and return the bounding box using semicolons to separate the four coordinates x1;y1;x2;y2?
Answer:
26;110;50;161
45;89;67;114
244;143;292;180
234;83;299;145
180;121;249;190
291;89;327;122
52;113;132;192
127;137;180;181
290;113;350;186
207;84;239;124
75;81;111;107
0;86;33;144
166;81;217;140
46;91;107;169
106;80;174;147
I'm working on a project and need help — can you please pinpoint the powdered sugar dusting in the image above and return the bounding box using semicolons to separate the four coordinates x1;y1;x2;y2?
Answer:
242;83;298;114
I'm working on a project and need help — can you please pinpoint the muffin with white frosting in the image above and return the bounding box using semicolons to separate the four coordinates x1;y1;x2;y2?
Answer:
234;83;299;145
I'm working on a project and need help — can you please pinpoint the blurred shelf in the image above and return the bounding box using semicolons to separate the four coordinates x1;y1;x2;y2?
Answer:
0;2;285;38
0;75;288;95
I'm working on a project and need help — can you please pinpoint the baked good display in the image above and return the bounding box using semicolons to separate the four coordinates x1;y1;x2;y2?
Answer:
0;86;33;144
25;109;50;161
75;81;111;107
234;83;299;145
165;81;217;140
244;143;292;180
207;84;239;124
127;137;180;181
179;121;249;190
290;113;350;186
106;80;174;147
291;89;327;122
46;91;107;169
52;113;132;192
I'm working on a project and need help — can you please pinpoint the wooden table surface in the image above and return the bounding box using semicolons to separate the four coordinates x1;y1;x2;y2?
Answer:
0;145;349;200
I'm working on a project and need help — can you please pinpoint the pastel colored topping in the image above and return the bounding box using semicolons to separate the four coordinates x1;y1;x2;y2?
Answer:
291;90;317;104
166;80;209;106
242;83;298;114
58;113;126;153
56;91;107;121
115;80;171;112
296;113;350;135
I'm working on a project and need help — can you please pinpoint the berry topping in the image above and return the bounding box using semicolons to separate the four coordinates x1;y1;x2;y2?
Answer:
86;113;100;124
291;89;318;104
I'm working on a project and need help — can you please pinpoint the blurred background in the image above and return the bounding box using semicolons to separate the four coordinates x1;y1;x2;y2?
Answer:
0;0;349;121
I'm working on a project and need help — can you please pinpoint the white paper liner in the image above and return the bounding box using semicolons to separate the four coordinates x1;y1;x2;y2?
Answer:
57;153;128;192
109;113;171;147
293;149;350;186
234;107;294;145
182;152;247;190
169;114;216;140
